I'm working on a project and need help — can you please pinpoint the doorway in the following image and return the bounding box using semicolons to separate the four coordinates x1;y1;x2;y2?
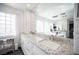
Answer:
69;21;74;39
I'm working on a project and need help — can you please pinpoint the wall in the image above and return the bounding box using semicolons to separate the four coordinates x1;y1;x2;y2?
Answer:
22;10;36;34
0;4;24;47
74;3;79;54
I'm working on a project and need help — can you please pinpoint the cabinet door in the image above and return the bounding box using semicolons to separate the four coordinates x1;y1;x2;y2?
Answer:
74;33;79;54
74;34;79;49
74;19;79;33
23;41;33;55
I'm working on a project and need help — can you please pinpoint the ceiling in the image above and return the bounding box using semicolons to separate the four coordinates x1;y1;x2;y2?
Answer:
4;3;39;11
4;3;74;20
36;3;74;20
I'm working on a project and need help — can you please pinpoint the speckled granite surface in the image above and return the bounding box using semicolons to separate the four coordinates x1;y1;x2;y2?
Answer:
37;35;73;55
21;33;73;55
48;36;73;55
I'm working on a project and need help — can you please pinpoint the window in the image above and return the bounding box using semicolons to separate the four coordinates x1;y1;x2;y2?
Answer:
44;21;50;34
0;12;16;37
36;20;43;33
36;19;53;35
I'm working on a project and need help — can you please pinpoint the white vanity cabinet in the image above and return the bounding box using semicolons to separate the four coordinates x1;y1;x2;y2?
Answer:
21;34;46;55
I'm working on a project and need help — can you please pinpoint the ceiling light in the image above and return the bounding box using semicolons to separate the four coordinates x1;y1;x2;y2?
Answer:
26;4;31;7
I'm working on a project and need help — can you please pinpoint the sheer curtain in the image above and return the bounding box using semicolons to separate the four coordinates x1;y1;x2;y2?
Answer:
0;12;16;37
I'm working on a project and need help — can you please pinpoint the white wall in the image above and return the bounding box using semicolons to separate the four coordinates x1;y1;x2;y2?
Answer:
0;4;24;47
22;10;36;33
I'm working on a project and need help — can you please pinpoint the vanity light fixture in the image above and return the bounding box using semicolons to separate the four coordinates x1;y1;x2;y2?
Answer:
60;12;66;15
52;15;58;18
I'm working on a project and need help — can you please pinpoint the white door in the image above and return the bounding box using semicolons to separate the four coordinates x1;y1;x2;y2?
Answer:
74;19;79;33
74;33;79;54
